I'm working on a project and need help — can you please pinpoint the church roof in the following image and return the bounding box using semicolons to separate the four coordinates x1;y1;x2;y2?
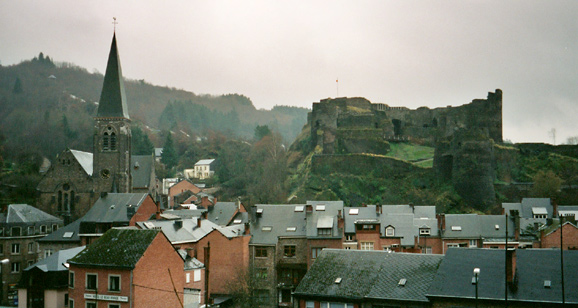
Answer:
96;33;129;119
70;150;93;176
131;155;154;189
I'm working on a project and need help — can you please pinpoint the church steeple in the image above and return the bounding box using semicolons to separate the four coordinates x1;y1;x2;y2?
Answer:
97;33;129;119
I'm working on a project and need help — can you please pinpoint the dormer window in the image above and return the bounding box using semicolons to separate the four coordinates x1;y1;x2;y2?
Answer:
419;228;431;235
316;205;325;211
385;226;395;237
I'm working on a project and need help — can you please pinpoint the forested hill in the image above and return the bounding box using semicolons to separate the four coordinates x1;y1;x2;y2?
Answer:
0;54;309;159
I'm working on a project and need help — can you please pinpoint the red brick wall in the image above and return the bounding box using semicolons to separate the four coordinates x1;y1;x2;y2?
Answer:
307;238;342;268
68;267;131;308
129;195;158;226
169;181;201;207
541;223;578;250
133;232;185;308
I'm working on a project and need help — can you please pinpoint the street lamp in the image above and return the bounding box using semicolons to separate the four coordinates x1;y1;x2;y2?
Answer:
0;258;9;306
473;267;480;308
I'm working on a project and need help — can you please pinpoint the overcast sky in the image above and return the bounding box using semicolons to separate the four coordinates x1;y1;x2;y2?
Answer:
1;1;577;144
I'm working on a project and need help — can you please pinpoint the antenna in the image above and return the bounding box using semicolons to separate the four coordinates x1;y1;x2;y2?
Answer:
112;17;118;32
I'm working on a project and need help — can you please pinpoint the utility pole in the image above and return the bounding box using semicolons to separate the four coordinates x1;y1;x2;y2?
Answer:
204;242;211;307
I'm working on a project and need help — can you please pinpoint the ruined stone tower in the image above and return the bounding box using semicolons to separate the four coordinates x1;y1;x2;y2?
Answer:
93;33;132;193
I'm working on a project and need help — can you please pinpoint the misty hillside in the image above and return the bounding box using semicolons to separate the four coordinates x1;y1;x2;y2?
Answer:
0;54;309;159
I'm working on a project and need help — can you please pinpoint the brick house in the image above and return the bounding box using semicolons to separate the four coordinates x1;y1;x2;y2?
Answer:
168;179;201;208
540;220;578;250
0;204;63;306
249;201;344;308
38;193;158;255
68;228;184;308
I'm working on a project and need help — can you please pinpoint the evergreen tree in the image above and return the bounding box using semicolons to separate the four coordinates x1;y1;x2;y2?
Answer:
13;77;23;94
132;126;154;155
254;125;271;141
160;132;178;169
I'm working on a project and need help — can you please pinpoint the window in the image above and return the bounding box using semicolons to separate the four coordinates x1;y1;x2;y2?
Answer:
11;227;21;237
451;226;462;231
345;235;354;242
385;226;395;237
186;273;190;283
317;228;331;236
28;242;34;253
311;247;324;259
108;275;120;292
194;269;201;282
348;208;359;215
108;304;120;308
255;268;268;279
86;302;96;308
69;271;75;288
422;247;432;254
40;225;47;233
64;294;69;307
360;242;374;250
28;226;34;235
284;245;296;257
86;273;97;290
280;289;292;303
447;243;459;248
69;299;74;308
44;249;54;258
11;243;20;254
27;260;33;267
53;224;59;232
306;301;315;308
469;239;477;248
0;245;3;255
110;132;117;151
419;228;431;235
11;262;20;273
316;205;325;211
255;246;268;258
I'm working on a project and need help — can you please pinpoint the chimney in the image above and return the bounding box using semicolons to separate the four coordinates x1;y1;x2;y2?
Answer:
376;204;382;214
174;220;183;229
409;203;415;213
100;192;108;198
244;222;250;235
306;205;313;213
337;210;342;218
437;214;446;231
155;201;161;220
197;217;202;229
506;248;517;283
186;248;195;259
552;198;558;218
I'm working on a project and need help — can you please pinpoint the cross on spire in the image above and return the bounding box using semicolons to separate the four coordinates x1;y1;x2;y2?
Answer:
112;17;118;32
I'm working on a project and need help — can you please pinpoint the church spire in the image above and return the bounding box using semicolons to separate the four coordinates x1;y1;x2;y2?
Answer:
96;33;130;119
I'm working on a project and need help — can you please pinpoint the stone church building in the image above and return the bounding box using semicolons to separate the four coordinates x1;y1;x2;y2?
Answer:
37;34;157;223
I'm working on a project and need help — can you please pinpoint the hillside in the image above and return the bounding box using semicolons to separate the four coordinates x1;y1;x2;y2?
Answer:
0;54;309;160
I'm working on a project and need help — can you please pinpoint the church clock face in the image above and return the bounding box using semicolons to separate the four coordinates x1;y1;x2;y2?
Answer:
100;169;111;179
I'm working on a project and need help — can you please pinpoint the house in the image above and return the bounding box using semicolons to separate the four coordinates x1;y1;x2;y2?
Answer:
249;201;344;307
343;204;440;254
178;249;206;308
168;179;202;208
36;34;157;223
68;228;185;308
439;214;517;252
17;246;84;308
37;193;158;255
293;249;444;308
192;159;216;180
503;198;554;245
0;204;63;306
540;219;578;250
136;216;250;302
427;248;578;307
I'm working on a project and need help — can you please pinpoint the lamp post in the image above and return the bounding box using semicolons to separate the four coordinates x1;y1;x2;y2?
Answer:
473;267;480;308
0;258;10;306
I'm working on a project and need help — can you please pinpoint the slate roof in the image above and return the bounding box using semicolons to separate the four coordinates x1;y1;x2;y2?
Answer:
4;204;61;224
136;218;245;245
503;198;553;219
305;201;343;239
558;205;578;217
24;246;85;272
96;33;129;119
81;193;148;224
195;159;215;166
443;214;515;239
427;248;578;304
131;155;154;188
70;150;93;176
294;249;443;303
251;204;307;245
37;218;82;243
69;228;159;269
206;202;239;226
344;204;437;246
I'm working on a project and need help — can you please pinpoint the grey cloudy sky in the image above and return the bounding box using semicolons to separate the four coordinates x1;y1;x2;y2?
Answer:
1;1;577;144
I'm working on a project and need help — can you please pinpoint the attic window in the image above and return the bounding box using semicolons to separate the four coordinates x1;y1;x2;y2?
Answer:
316;205;325;211
495;224;500;230
143;222;155;229
262;226;272;232
385;226;395;237
286;227;296;232
419;228;431;235
256;209;264;214
63;232;74;238
233;219;243;224
349;208;359;215
294;206;304;212
451;226;462;231
334;277;342;284
398;278;407;286
544;280;551;288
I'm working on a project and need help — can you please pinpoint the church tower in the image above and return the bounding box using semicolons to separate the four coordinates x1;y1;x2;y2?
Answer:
93;33;132;193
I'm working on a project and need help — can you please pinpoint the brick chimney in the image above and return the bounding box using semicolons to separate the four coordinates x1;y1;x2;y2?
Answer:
506;248;517;283
376;205;382;214
244;222;250;235
437;214;446;231
552;198;558;218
